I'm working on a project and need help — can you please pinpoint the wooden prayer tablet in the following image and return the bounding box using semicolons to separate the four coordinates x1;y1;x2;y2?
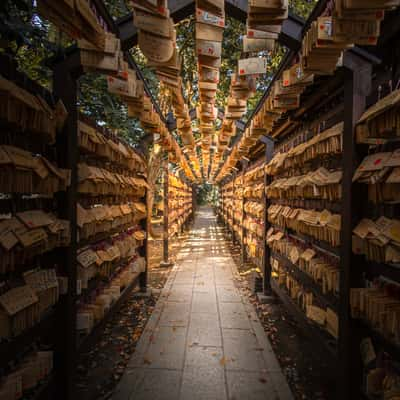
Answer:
225;109;246;120
238;57;267;75
248;8;288;24
156;72;180;88
243;36;275;52
198;81;218;91
196;0;224;17
247;26;279;39
198;64;220;83
196;8;225;27
0;76;58;143
196;22;224;42
131;0;169;16
336;0;399;16
198;54;222;68
138;31;175;63
148;47;181;70
177;118;192;130
227;98;247;108
249;0;287;9
196;39;222;58
75;0;105;37
107;74;135;99
274;79;304;97
301;18;347;75
333;17;380;45
80;50;120;75
133;9;173;38
78;33;120;55
38;0;105;49
247;21;282;35
282;63;314;87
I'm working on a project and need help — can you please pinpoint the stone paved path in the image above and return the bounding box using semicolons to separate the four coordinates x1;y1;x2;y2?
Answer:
113;207;293;400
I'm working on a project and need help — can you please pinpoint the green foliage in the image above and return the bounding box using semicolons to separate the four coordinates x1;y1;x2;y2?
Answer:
0;0;56;87
289;0;318;19
217;17;246;109
176;17;197;108
78;73;145;145
130;46;160;98
103;0;131;18
196;183;217;205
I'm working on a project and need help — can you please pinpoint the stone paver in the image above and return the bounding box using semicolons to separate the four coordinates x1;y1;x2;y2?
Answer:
113;206;293;400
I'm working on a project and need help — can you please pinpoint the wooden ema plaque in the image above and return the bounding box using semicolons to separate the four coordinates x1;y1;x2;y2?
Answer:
139;30;175;63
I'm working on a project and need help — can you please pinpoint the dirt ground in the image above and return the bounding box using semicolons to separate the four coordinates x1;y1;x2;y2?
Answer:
76;220;334;400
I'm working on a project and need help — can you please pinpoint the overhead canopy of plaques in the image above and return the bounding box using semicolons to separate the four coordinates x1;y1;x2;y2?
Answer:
39;0;367;184
127;0;297;182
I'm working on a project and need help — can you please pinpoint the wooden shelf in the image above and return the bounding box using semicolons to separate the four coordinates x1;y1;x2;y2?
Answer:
271;198;342;214
76;256;135;304
271;279;338;362
363;259;400;282
271;252;339;312
0;309;56;368
77;273;140;353
77;224;138;249
356;319;400;361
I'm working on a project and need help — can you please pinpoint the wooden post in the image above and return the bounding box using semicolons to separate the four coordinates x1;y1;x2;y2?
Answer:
240;160;248;266
230;176;235;241
192;184;195;219
138;134;153;292
53;50;82;400
160;155;173;267
338;53;372;400
139;187;149;291
262;137;274;295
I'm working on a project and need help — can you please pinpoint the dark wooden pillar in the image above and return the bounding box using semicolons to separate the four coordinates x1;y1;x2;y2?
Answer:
53;50;82;400
139;192;149;291
261;136;274;295
161;155;173;266
138;135;152;291
240;160;248;266
230;176;235;240
338;53;372;400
